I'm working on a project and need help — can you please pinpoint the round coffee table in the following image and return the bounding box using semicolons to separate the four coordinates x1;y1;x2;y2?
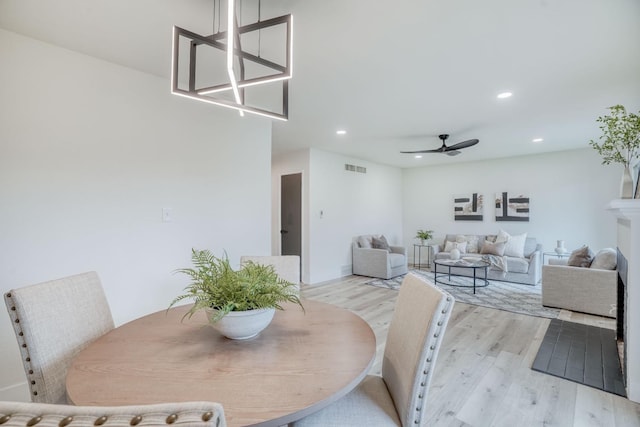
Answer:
433;258;490;294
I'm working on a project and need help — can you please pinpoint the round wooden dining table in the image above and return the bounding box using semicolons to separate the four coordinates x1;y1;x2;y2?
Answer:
66;299;376;427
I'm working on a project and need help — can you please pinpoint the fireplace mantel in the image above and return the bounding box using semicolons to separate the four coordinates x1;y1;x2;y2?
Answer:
607;199;640;403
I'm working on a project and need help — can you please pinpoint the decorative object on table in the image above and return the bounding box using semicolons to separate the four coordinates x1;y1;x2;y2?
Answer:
554;240;567;254
634;161;640;199
453;193;484;221
169;249;303;340
495;192;530;221
414;229;434;245
589;105;640;199
449;248;461;260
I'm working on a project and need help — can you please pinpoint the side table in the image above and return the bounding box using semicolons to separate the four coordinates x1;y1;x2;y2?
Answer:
413;244;431;270
543;251;570;264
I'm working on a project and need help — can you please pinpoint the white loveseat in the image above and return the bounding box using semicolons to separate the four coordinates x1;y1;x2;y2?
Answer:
541;248;617;317
352;234;408;279
429;233;542;285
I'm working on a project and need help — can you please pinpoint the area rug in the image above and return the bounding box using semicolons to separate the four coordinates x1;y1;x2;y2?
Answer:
532;319;625;396
364;269;560;319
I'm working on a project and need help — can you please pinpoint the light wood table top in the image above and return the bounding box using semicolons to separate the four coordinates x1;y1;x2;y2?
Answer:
66;299;376;427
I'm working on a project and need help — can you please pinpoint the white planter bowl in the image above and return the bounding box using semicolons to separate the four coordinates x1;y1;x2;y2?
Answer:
206;307;276;340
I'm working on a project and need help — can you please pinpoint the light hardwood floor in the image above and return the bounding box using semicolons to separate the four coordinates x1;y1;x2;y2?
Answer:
301;274;640;427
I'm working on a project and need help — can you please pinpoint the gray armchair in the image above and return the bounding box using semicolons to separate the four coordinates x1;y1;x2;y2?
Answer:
352;235;408;279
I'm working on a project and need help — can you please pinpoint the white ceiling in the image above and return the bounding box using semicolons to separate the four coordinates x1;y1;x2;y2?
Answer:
1;0;639;168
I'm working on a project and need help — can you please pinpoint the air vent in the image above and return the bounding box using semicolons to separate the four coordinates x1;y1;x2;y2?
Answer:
344;164;367;174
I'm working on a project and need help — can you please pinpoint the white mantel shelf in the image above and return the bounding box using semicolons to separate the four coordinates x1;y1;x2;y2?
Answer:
607;198;640;403
606;199;640;218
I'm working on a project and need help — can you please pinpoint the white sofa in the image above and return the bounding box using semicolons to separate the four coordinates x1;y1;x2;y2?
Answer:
429;233;542;285
352;235;408;279
542;258;617;318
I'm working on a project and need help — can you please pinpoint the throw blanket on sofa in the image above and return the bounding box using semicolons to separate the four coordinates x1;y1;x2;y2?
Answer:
482;254;508;274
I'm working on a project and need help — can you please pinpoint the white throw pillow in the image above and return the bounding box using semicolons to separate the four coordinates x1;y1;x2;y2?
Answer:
456;234;480;254
504;232;527;258
358;235;372;248
444;240;467;253
590;248;617;270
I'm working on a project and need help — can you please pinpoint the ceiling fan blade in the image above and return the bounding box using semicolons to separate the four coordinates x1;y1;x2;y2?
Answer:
446;139;479;151
400;148;443;154
446;150;461;156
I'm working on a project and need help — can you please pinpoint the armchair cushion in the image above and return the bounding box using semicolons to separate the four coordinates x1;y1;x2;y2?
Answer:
567;245;594;268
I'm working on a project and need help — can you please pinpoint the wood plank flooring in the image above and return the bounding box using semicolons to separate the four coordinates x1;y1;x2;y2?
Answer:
301;275;640;427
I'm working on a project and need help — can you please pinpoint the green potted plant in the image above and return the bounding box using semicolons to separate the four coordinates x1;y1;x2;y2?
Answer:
589;105;640;198
169;249;303;340
415;229;434;245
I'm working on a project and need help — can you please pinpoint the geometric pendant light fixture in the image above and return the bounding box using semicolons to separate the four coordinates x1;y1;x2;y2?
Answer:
171;0;292;121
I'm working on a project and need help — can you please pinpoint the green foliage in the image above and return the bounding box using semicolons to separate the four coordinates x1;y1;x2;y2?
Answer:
169;249;303;322
415;229;434;241
589;105;640;167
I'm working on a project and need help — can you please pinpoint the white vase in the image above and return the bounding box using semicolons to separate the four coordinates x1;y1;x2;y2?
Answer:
449;248;461;260
620;165;633;199
206;307;276;340
555;240;567;254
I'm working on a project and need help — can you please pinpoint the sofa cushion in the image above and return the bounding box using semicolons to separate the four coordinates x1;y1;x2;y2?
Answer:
505;256;530;273
456;235;480;253
567;245;594;268
372;235;391;252
590;248;617;270
480;240;506;256
444;240;467;253
388;253;405;268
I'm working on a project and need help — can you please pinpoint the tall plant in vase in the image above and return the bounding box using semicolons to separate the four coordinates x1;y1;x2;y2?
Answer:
589;105;640;199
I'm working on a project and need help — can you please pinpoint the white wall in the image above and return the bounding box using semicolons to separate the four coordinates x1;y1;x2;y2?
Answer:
272;148;403;284
0;29;272;400
403;148;620;262
308;149;403;284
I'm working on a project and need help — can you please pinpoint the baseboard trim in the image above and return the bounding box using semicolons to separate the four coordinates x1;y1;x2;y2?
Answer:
0;381;29;401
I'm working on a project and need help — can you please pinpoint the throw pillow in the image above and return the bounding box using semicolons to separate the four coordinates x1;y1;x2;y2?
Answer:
567;245;595;268
371;235;391;252
444;240;467;253
504;232;527;258
457;234;480;254
480;240;506;256
590;248;617;270
496;229;510;244
358;235;372;249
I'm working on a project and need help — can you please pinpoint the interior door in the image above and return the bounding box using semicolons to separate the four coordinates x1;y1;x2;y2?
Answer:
280;173;301;258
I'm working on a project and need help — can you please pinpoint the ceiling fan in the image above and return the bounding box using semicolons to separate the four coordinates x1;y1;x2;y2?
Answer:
401;134;479;156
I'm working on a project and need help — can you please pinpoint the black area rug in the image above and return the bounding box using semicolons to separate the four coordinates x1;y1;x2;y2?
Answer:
532;319;626;396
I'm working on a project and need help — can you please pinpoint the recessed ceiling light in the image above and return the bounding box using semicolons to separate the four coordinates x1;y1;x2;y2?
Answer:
336;130;347;135
414;155;423;159
497;92;512;99
532;138;544;143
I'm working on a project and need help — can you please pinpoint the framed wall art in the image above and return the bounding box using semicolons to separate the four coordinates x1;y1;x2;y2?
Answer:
495;192;529;221
454;193;483;221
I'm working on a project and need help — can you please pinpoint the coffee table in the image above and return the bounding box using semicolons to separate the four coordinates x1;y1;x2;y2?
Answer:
433;258;490;294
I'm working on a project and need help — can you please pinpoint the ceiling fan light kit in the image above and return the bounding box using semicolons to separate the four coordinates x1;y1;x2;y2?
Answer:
401;134;480;156
171;0;292;120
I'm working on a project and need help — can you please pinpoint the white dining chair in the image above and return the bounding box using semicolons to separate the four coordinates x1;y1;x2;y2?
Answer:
291;273;455;427
0;400;226;427
4;271;115;404
239;255;300;290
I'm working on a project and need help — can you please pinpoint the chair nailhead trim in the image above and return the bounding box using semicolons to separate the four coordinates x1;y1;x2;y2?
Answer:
0;415;11;425
130;415;142;426
59;416;73;427
27;416;42;426
166;414;178;424
94;416;108;426
202;411;213;422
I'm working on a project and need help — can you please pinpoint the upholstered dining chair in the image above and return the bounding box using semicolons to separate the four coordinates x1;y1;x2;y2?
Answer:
291;273;455;427
0;400;226;426
4;271;115;404
239;255;300;291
